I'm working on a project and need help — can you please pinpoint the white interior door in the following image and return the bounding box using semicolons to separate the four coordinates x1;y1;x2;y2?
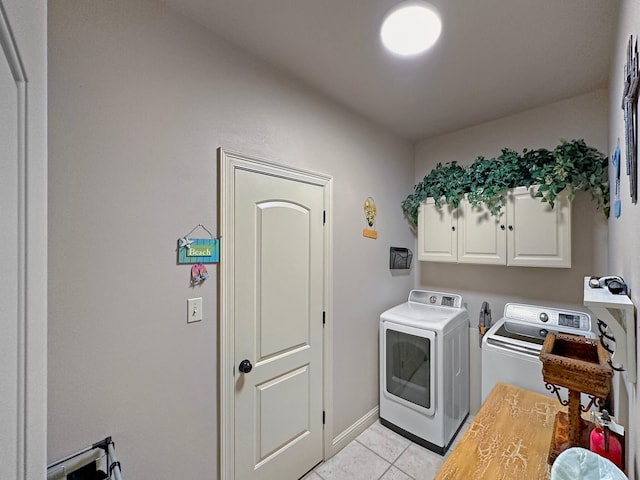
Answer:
221;153;327;480
0;1;47;479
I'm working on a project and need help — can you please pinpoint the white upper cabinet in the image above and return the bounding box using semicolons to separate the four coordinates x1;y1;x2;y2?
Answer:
418;197;457;262
506;186;571;268
458;198;507;265
418;187;571;268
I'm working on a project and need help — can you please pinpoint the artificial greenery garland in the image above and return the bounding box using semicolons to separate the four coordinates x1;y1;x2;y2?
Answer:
402;139;609;226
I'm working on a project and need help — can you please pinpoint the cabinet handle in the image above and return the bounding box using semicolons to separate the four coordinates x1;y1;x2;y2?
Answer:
500;225;505;230
451;226;456;231
508;225;514;231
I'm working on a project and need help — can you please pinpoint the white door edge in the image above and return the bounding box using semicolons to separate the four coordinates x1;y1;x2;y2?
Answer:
218;148;333;479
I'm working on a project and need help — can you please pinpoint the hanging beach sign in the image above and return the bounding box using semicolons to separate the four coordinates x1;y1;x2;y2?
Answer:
177;224;220;264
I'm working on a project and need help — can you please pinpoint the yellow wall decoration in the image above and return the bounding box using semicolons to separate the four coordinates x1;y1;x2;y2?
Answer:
363;197;378;239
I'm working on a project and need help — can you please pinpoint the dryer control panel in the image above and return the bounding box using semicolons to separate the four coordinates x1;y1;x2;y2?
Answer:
409;290;463;309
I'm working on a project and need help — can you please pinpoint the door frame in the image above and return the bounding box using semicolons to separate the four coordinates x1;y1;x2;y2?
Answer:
218;149;333;479
0;1;47;478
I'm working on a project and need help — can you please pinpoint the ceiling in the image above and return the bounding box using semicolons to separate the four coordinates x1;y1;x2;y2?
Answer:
161;0;620;141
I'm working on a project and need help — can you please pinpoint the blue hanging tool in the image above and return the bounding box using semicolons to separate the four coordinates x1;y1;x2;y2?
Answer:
613;144;621;218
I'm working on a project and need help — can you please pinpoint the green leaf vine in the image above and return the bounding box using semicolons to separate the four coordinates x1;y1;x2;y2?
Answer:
402;139;609;226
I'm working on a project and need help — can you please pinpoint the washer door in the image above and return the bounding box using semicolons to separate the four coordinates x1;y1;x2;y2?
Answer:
382;321;436;416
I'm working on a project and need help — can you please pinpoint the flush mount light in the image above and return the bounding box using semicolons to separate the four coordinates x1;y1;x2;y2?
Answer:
380;1;442;56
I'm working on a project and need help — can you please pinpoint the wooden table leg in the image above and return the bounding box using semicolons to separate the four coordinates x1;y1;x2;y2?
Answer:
568;389;582;446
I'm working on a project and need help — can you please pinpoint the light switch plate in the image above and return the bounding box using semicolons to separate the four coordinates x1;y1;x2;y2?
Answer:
187;297;203;323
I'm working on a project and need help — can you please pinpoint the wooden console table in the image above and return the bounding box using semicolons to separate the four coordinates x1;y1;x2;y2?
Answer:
436;383;562;480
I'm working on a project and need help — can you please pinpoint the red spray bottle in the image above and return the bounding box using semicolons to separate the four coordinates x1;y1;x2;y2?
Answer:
589;409;623;469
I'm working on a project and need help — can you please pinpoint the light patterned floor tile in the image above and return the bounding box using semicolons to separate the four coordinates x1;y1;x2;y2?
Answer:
302;472;323;480
315;440;391;480
357;421;411;463
380;465;413;480
394;443;444;480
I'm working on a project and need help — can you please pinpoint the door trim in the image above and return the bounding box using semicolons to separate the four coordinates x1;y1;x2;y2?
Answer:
219;149;333;479
0;1;47;478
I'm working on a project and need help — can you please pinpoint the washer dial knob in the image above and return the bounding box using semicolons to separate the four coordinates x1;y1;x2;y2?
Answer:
539;312;549;323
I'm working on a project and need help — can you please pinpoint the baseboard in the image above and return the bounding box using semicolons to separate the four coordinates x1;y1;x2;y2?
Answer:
329;406;379;457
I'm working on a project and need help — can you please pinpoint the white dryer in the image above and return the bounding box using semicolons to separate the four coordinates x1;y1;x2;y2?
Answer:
379;290;470;455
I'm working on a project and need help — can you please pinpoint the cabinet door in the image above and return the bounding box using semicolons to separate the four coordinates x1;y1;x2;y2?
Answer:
418;198;457;262
458;198;507;265
506;186;571;268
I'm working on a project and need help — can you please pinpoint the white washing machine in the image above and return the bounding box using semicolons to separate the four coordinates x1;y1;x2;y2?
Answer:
481;303;596;403
379;290;470;455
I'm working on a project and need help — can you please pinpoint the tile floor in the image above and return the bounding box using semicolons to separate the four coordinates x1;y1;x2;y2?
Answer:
304;417;472;480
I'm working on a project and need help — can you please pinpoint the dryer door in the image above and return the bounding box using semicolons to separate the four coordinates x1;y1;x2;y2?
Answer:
382;321;436;416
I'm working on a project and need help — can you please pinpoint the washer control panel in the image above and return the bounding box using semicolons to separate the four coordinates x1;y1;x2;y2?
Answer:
558;313;583;329
503;303;591;332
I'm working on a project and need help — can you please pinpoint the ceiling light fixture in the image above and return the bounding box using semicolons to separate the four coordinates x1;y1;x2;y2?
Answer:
380;1;442;56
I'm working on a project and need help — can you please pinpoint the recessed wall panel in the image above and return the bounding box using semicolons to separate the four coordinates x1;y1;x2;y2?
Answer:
257;366;310;460
257;202;310;359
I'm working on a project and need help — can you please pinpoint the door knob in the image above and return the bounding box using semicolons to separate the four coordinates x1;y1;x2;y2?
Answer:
239;359;253;374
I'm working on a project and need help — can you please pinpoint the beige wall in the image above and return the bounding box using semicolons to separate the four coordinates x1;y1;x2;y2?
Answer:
48;0;640;477
47;1;414;477
414;89;610;413
609;1;640;477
